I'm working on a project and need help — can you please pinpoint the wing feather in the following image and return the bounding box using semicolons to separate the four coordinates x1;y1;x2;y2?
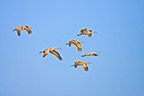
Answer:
43;51;48;57
88;33;92;37
93;53;97;56
69;40;76;46
81;28;87;32
74;42;82;51
17;30;21;36
69;41;73;46
69;40;82;51
50;50;62;60
25;26;30;28
83;64;88;71
24;28;32;35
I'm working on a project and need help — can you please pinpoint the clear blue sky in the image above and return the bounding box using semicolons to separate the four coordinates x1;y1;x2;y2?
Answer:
0;0;144;96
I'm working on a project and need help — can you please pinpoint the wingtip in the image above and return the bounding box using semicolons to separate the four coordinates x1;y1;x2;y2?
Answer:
84;67;88;71
78;49;82;51
29;32;32;35
59;58;63;60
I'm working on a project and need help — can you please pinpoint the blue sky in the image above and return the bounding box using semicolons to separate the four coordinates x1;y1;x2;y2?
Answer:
0;0;144;96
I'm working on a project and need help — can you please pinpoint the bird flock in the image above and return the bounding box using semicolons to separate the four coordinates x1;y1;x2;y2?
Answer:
13;26;100;71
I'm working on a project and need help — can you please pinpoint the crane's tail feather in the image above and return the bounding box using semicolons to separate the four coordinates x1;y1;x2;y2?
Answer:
93;31;97;33
88;62;92;64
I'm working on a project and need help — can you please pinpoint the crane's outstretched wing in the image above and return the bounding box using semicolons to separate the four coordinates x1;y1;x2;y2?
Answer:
88;33;92;37
74;42;82;51
43;51;49;57
17;30;21;36
24;28;32;35
81;28;87;32
50;50;62;60
83;64;88;71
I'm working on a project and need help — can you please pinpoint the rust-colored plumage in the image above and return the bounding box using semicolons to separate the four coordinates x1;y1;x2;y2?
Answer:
77;28;96;37
72;60;92;71
82;51;100;57
13;26;32;36
66;39;84;51
40;47;62;60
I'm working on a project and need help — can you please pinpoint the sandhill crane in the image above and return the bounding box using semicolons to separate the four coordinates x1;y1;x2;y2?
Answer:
66;39;84;51
13;26;32;36
77;28;96;37
82;51;100;57
71;60;92;71
40;47;62;60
